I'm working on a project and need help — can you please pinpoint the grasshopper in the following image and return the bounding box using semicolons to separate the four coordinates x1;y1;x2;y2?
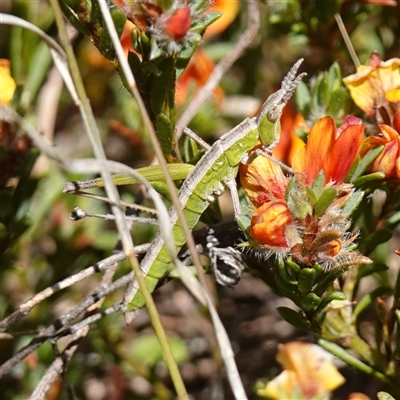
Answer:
124;59;307;310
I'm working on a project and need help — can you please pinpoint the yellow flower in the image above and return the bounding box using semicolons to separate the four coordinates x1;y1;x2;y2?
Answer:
343;52;400;125
0;59;16;106
257;341;345;400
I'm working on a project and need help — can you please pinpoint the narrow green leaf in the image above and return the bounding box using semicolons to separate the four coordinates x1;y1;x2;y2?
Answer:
314;269;346;297
285;258;301;274
317;339;391;384
311;171;325;200
156;113;174;156
342;190;364;215
277;307;311;331
298;268;316;295
300;293;321;311
364;229;392;253
314;187;337;216
99;9;126;59
328;62;342;90
295;80;311;116
129;334;188;367
328;87;349;117
191;12;222;34
150;57;175;115
352;172;386;186
353;286;392;318
90;0;102;26
355;262;389;282
314;291;346;315
350;146;384;182
59;1;92;37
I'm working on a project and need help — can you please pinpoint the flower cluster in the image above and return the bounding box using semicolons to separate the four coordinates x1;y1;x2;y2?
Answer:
240;116;372;270
344;53;400;179
115;0;214;57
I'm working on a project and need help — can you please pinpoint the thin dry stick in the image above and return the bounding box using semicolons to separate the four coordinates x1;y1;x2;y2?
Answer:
29;264;119;400
64;190;158;215
0;251;130;332
0;271;134;378
175;0;260;138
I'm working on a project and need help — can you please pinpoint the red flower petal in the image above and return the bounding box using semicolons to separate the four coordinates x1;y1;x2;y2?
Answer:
165;7;191;41
324;117;364;183
292;116;336;184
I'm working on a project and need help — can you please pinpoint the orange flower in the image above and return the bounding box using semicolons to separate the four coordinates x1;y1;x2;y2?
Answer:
239;151;287;208
362;124;400;178
257;342;345;399
272;103;309;166
292;116;364;185
175;50;223;105
175;0;239;104
120;20;137;57
250;201;293;249
203;0;239;38
240;116;369;268
343;52;400;125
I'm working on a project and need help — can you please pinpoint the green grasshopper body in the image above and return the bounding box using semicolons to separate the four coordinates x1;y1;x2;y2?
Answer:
126;59;306;310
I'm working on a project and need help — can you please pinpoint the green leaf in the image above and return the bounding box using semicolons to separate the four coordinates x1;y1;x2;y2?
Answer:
300;293;321;311
277;307;311;330
314;268;347;297
149;36;166;60
59;1;92;37
298;268;316;295
311;171;325;200
364;229;392;253
90;0;102;27
353;286;393;318
99;9;127;59
328;62;342;90
350;146;384;182
285;257;301;274
317;338;390;384
327;87;349;117
342;190;364;215
355;262;389;282
353;172;386;186
156;113;174;156
314;187;337;217
295;80;311;116
150;57;176;115
127;51;142;76
176;33;202;77
314;291;346;316
191;12;222;34
129;334;188;367
317;74;330;108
